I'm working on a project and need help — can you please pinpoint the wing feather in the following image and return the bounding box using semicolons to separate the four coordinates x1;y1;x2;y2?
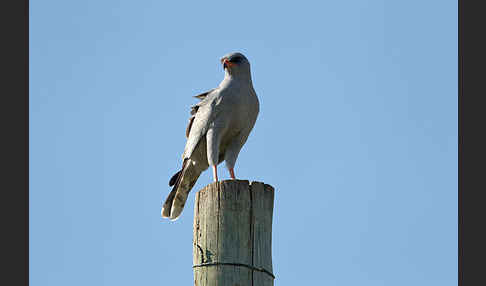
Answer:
183;88;222;159
185;88;217;138
193;88;215;100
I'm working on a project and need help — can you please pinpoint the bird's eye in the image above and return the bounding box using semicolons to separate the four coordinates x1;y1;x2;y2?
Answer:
230;56;242;63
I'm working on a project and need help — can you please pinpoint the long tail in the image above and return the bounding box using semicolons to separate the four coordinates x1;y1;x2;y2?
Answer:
162;159;203;220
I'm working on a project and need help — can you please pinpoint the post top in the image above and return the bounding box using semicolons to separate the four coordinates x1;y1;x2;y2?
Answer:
197;179;275;193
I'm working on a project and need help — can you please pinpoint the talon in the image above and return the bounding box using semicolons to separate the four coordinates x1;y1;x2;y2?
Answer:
212;165;219;182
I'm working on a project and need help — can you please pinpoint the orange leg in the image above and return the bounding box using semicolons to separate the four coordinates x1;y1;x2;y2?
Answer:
212;165;219;182
229;168;236;180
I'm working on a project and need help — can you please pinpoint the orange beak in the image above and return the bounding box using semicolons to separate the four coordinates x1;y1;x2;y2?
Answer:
222;58;234;69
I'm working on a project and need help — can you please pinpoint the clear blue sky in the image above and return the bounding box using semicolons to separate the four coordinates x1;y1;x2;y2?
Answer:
30;0;457;285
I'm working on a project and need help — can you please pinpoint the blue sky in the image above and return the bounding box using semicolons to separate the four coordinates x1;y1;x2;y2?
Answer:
30;0;457;285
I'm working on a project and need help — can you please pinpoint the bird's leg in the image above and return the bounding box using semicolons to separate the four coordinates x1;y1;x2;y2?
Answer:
229;168;236;180
212;165;219;182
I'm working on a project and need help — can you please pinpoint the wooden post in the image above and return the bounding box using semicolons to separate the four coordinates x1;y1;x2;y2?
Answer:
193;180;275;286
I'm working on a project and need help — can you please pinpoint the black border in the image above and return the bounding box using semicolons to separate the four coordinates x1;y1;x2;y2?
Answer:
1;0;28;285
1;0;480;285
459;0;484;285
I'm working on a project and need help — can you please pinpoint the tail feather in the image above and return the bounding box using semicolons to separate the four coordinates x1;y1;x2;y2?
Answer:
162;160;187;218
161;186;177;218
169;170;181;186
162;159;202;220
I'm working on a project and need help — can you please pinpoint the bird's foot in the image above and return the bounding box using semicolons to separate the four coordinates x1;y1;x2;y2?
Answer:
229;168;236;180
212;165;219;182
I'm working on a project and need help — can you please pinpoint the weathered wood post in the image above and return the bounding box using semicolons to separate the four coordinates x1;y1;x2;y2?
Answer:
193;179;275;286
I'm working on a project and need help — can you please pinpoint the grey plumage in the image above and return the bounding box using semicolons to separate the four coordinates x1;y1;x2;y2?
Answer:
162;52;260;220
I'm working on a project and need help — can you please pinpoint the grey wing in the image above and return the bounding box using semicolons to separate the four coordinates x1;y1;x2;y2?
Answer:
182;89;221;160
185;89;216;138
193;88;215;100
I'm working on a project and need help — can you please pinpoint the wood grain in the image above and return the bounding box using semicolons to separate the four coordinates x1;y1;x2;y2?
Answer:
193;180;275;286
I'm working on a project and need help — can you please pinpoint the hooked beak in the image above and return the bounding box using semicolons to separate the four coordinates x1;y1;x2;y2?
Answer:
221;58;233;70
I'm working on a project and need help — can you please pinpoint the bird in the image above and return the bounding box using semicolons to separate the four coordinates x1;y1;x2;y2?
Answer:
161;52;260;221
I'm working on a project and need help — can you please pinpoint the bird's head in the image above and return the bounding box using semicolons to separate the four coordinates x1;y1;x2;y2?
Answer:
220;52;251;79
